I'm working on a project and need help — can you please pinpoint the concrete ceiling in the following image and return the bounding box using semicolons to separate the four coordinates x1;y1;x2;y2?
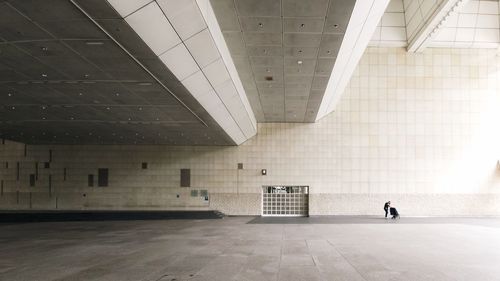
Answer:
210;0;356;122
0;0;235;145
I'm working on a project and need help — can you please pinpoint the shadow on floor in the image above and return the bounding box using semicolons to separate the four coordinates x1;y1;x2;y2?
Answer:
247;215;500;228
0;210;224;223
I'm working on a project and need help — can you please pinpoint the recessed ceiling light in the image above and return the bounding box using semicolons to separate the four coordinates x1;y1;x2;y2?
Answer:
41;74;48;78
115;93;120;96
138;107;142;111
297;60;303;65
41;47;48;51
41;106;46;110
258;22;263;28
327;50;331;54
78;93;83;96
266;69;271;73
300;23;305;28
11;106;15;110
156;118;160;121
70;117;74;120
128;117;132;121
298;50;302;53
85;41;104;45
84;74;90;78
7;93;12;97
333;24;339;28
42;117;46;120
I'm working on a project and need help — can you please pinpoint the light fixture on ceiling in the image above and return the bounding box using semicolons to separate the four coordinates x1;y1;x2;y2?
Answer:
300;23;305;28
266;68;271;73
327;50;331;54
258;22;263;28
11;106;15;110
70;117;74;120
298;50;302;54
333;24;339;28
41;73;48;78
41;47;48;51
42;117;46;120
297;60;303;65
138;107;142;111
7;93;12;97
115;93;120;96
85;41;104;45
106;107;110;110
78;92;83;96
84;74;90;79
261;169;267;176
41;106;47;110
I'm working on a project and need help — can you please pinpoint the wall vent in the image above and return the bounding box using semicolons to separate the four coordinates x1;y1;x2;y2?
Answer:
180;169;190;187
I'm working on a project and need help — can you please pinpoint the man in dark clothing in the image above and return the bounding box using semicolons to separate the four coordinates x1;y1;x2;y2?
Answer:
384;201;391;218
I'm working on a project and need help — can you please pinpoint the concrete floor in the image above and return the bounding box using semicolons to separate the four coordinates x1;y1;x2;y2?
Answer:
1;217;500;281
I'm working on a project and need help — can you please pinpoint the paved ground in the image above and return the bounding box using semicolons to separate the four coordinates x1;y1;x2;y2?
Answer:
1;216;500;281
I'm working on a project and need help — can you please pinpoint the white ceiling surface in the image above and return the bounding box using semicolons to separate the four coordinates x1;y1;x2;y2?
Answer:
106;0;256;145
316;0;391;120
370;0;407;47
370;0;500;50
430;0;500;48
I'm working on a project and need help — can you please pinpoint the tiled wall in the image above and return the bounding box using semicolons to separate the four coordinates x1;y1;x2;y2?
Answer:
1;47;500;216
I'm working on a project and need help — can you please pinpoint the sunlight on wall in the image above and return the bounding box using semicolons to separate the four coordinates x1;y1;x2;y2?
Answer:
437;66;500;193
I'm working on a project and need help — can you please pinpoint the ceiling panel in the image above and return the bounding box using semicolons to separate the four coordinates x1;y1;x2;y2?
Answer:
234;0;281;17
0;0;235;145
212;0;356;122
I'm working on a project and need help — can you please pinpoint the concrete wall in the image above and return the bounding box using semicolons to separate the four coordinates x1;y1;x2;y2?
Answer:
1;47;500;216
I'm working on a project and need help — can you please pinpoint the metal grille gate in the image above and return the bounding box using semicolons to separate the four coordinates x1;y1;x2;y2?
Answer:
262;186;309;216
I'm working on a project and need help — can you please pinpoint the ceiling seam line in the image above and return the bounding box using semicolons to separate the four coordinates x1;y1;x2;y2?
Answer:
69;0;209;128
120;1;155;19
